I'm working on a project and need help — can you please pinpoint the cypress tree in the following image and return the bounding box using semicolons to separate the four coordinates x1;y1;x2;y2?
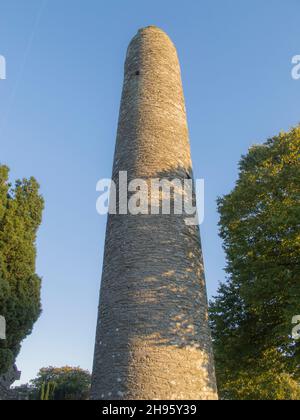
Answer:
0;165;44;374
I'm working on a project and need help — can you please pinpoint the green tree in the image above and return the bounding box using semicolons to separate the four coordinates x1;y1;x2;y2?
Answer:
0;165;44;374
31;366;91;400
40;381;56;401
210;127;300;400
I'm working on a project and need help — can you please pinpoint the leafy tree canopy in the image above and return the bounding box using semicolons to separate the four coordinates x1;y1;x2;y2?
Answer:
0;165;44;374
210;127;300;400
29;366;91;400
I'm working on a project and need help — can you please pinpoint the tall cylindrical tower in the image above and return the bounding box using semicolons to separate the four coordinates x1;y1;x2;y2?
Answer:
91;26;218;400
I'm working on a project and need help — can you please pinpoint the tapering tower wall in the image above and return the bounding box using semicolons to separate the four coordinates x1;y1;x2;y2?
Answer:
91;26;218;400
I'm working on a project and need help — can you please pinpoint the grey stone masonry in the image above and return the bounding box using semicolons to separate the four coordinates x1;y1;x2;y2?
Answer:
91;26;218;400
0;365;21;400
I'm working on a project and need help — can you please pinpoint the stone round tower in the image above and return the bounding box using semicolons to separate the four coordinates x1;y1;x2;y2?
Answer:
91;26;218;400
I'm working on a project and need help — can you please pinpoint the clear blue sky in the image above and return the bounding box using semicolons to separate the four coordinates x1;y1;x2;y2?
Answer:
0;0;299;384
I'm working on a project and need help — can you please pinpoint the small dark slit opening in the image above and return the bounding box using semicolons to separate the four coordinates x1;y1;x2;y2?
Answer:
135;71;140;76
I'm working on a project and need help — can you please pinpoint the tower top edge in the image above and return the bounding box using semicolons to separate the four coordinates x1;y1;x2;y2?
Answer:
128;26;176;50
138;25;166;34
